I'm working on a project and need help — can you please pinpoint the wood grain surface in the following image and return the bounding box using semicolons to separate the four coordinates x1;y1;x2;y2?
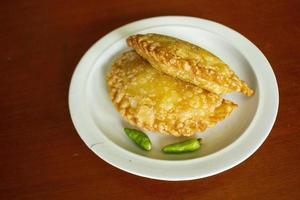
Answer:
0;0;299;199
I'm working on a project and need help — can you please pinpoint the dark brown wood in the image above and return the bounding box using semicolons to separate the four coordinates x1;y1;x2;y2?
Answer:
0;0;299;199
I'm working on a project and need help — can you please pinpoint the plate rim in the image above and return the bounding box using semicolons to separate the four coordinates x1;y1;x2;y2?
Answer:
68;16;279;181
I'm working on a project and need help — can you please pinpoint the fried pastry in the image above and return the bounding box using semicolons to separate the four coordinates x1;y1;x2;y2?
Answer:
107;51;237;137
127;33;254;96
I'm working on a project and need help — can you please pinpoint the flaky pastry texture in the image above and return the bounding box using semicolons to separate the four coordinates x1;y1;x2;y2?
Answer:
107;51;237;137
127;33;254;96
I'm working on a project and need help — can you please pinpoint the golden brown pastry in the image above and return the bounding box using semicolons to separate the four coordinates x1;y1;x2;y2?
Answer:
127;33;254;96
107;51;237;137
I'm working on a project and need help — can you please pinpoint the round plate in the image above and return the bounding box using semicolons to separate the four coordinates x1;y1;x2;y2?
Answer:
68;16;278;180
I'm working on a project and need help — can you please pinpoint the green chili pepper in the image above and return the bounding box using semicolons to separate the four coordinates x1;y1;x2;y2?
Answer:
124;128;152;151
162;138;201;153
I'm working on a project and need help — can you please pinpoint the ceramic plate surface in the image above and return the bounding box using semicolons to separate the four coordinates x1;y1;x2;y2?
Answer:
69;16;278;180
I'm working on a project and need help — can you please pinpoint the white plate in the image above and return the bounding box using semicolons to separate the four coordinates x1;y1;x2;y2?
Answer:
68;16;278;181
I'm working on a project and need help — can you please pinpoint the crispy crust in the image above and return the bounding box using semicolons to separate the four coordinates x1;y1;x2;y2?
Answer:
107;51;237;137
127;33;254;96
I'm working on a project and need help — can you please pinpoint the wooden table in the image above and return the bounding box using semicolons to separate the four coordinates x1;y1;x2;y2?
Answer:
1;0;299;199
